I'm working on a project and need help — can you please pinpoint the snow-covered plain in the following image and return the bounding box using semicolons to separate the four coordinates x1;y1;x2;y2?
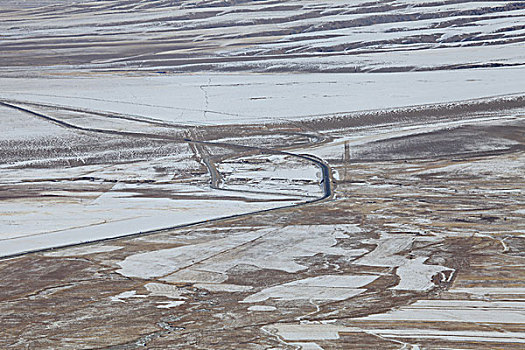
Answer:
0;102;324;257
0;1;524;348
1;68;524;125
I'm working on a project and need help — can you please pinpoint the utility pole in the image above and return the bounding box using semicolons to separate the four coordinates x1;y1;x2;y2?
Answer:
344;141;350;163
343;141;350;181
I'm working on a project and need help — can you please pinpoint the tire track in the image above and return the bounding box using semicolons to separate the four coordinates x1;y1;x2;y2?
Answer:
0;101;333;259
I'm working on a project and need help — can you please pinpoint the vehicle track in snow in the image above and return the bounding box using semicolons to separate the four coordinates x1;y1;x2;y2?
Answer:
0;99;333;259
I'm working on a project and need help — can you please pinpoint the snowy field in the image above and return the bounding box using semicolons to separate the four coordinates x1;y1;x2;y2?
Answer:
0;101;324;257
1;68;524;125
0;1;524;349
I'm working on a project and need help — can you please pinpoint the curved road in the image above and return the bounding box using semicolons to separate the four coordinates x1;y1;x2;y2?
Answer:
0;100;333;259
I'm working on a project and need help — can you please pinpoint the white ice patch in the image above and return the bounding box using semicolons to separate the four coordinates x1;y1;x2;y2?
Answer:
449;287;525;296
117;231;264;279
393;257;452;292
156;301;185;309
110;290;147;303
353;299;525;324
43;245;123;257
243;286;365;303
193;283;252;293
361;328;525;344
241;275;378;303
218;154;323;198
265;324;353;341
145;283;185;299
164;269;228;284
355;233;452;292
118;224;365;283
290;343;325;350
248;305;277;312
110;283;186;308
0;188;300;258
